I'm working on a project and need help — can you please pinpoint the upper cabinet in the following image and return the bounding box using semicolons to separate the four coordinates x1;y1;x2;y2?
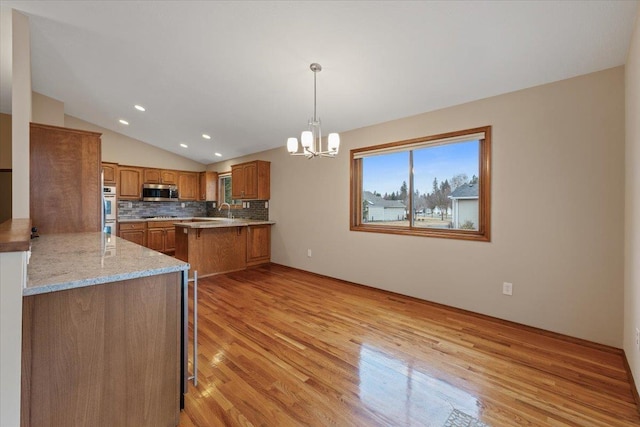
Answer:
231;160;270;200
102;162;118;186
119;166;143;200
178;172;198;201
30;123;102;234
199;171;218;201
144;169;178;185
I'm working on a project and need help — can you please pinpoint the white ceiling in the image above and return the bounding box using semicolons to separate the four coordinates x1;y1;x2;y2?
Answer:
0;1;637;164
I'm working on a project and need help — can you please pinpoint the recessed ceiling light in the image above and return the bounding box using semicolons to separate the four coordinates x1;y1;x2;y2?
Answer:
119;119;129;125
202;134;211;140
134;105;146;112
180;143;188;148
214;152;222;157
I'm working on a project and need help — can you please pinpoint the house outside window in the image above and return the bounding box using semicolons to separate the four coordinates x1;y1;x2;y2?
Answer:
350;126;491;241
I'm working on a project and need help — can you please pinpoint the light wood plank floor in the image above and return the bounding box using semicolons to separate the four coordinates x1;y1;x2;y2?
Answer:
179;264;640;426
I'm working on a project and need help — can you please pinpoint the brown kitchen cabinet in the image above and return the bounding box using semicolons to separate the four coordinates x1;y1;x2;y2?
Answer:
102;162;118;186
144;168;178;185
118;166;143;200
21;272;181;427
118;222;146;246
30;123;102;234
147;220;178;254
198;171;218;201
178;172;198;201
231;160;270;200
246;224;271;266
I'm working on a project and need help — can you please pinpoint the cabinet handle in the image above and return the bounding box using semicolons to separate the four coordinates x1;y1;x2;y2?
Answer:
188;271;198;387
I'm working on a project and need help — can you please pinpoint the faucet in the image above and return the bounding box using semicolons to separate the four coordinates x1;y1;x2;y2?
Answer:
219;202;232;220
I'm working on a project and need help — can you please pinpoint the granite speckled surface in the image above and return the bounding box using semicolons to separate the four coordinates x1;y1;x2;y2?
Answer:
25;232;189;296
176;219;275;229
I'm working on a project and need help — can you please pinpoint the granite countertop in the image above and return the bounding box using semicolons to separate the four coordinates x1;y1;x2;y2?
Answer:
176;219;275;229
25;232;189;296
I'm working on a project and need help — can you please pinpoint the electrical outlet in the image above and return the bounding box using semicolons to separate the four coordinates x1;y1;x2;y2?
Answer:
265;201;269;209
502;282;513;296
636;328;639;350
127;202;132;208
307;249;312;258
247;202;250;208
181;202;185;208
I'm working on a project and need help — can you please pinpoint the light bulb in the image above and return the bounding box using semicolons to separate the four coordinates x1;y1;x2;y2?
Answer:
328;133;340;153
287;137;298;153
301;131;313;149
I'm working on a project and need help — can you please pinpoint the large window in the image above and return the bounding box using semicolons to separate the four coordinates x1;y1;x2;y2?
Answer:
350;126;491;241
218;173;240;207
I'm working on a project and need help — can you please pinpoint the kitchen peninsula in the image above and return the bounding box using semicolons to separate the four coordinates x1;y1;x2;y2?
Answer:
22;232;189;427
175;219;274;278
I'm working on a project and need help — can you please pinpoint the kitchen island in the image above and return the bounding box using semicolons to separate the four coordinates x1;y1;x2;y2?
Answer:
175;219;274;278
22;232;189;427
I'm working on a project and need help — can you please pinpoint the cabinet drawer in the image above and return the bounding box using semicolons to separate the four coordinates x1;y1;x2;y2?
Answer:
119;222;146;231
147;220;179;229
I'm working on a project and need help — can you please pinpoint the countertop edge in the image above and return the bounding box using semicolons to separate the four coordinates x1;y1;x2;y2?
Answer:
175;220;275;229
0;218;32;253
24;263;190;296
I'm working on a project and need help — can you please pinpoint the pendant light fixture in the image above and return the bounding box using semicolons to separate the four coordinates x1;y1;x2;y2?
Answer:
287;63;340;158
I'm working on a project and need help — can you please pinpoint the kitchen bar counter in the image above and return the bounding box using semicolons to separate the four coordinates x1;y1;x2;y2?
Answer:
25;232;189;296
176;218;275;229
0;218;31;252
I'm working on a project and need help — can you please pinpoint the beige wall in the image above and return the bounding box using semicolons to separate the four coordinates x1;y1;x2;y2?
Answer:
211;67;625;347
11;9;29;218
64;115;205;171
32;91;64;126
624;7;640;394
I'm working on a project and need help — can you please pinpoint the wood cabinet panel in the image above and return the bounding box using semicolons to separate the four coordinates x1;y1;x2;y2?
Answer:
198;171;218;201
175;226;247;279
144;169;178;185
102;162;118;186
30;123;102;234
147;228;165;252
231;161;270;200
160;170;178;185
21;273;180;427
118;222;146;246
118;167;143;200
147;221;179;253
178;172;198;201
247;224;271;266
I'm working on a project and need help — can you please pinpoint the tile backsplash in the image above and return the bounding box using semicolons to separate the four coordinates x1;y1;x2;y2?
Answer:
118;200;269;220
118;201;206;219
206;200;269;221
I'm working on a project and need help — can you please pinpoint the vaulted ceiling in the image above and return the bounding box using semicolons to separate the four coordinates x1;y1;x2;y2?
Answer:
1;1;637;164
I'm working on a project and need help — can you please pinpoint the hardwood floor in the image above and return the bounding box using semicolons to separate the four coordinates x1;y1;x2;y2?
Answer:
179;264;640;426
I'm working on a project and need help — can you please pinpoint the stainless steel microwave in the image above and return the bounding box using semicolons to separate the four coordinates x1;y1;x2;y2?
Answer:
142;184;179;202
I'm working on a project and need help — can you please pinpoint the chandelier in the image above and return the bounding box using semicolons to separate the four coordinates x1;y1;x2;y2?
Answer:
286;63;340;158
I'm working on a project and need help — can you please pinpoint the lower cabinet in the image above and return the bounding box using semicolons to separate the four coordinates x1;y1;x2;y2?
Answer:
175;224;271;278
246;224;271;266
21;273;181;427
118;222;146;246
147;221;178;254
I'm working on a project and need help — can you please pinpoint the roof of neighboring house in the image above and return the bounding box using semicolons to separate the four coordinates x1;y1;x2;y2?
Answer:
449;183;479;199
363;191;406;208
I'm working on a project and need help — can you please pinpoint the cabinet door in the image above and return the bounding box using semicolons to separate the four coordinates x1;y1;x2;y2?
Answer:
147;228;165;252
119;167;143;200
120;230;146;246
102;163;118;185
165;227;176;252
231;165;244;199
242;163;258;199
178;173;198;200
160;170;178;185
198;171;218;201
144;169;161;184
30;124;102;234
247;225;271;265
